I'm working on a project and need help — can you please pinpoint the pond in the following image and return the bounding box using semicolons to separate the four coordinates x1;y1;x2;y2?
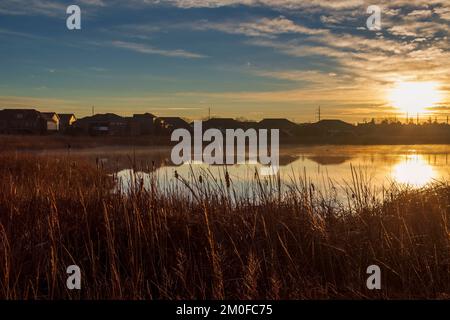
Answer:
50;144;450;200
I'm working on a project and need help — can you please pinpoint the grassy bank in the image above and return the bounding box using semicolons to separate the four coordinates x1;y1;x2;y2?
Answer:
0;154;449;299
2;134;450;153
0;134;171;151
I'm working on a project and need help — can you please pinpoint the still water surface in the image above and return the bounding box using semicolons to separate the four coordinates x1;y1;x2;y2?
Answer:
41;145;450;197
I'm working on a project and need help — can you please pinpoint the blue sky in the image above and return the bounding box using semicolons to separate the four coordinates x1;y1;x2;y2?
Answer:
0;0;449;122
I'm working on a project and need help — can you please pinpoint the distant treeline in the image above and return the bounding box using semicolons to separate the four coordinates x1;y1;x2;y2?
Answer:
292;120;450;144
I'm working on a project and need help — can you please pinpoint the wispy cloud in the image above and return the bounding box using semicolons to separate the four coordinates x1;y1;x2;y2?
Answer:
157;0;365;10
110;40;208;59
0;0;106;17
434;7;450;20
192;16;328;37
254;69;344;86
0;0;66;17
79;0;106;6
0;28;48;40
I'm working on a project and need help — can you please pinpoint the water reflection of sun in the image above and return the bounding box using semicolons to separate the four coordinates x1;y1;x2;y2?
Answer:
392;155;436;187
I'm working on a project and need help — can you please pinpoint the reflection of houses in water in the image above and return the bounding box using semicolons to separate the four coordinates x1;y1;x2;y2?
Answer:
69;149;173;173
70;149;303;173
306;155;353;166
165;153;300;167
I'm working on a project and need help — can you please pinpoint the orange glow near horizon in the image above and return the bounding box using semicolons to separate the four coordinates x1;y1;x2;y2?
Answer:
388;81;443;116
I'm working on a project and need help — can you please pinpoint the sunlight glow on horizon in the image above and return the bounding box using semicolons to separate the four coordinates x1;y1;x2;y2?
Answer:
388;81;443;116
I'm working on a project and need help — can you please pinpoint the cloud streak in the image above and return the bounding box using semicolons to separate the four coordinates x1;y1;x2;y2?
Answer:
192;16;327;38
110;40;208;59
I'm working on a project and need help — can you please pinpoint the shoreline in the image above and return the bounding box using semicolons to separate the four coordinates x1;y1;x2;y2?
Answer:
2;134;450;152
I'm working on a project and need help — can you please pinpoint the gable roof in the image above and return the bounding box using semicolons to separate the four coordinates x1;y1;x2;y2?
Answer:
204;118;241;128
133;113;156;119
258;118;298;128
41;112;60;121
76;113;124;124
312;119;354;130
58;113;76;123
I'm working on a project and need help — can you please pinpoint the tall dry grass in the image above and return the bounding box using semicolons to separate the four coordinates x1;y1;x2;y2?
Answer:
0;153;449;299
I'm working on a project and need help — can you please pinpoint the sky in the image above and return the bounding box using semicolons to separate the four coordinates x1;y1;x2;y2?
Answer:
0;0;449;122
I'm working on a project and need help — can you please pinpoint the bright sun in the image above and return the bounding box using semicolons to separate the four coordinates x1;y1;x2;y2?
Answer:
388;81;443;115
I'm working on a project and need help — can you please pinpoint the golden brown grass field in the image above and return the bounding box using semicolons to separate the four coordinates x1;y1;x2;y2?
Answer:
0;152;449;299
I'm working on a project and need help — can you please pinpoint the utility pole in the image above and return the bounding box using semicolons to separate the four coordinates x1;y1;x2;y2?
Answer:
209;106;211;120
317;106;321;122
92;106;95;116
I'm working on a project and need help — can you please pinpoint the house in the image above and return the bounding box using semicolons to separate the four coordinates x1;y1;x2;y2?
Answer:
258;118;299;137
41;112;60;132
203;118;242;130
258;118;298;130
309;119;355;136
240;121;258;130
129;113;156;136
155;117;190;134
294;119;356;141
0;109;46;134
73;113;128;136
313;119;354;131
58;114;77;132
